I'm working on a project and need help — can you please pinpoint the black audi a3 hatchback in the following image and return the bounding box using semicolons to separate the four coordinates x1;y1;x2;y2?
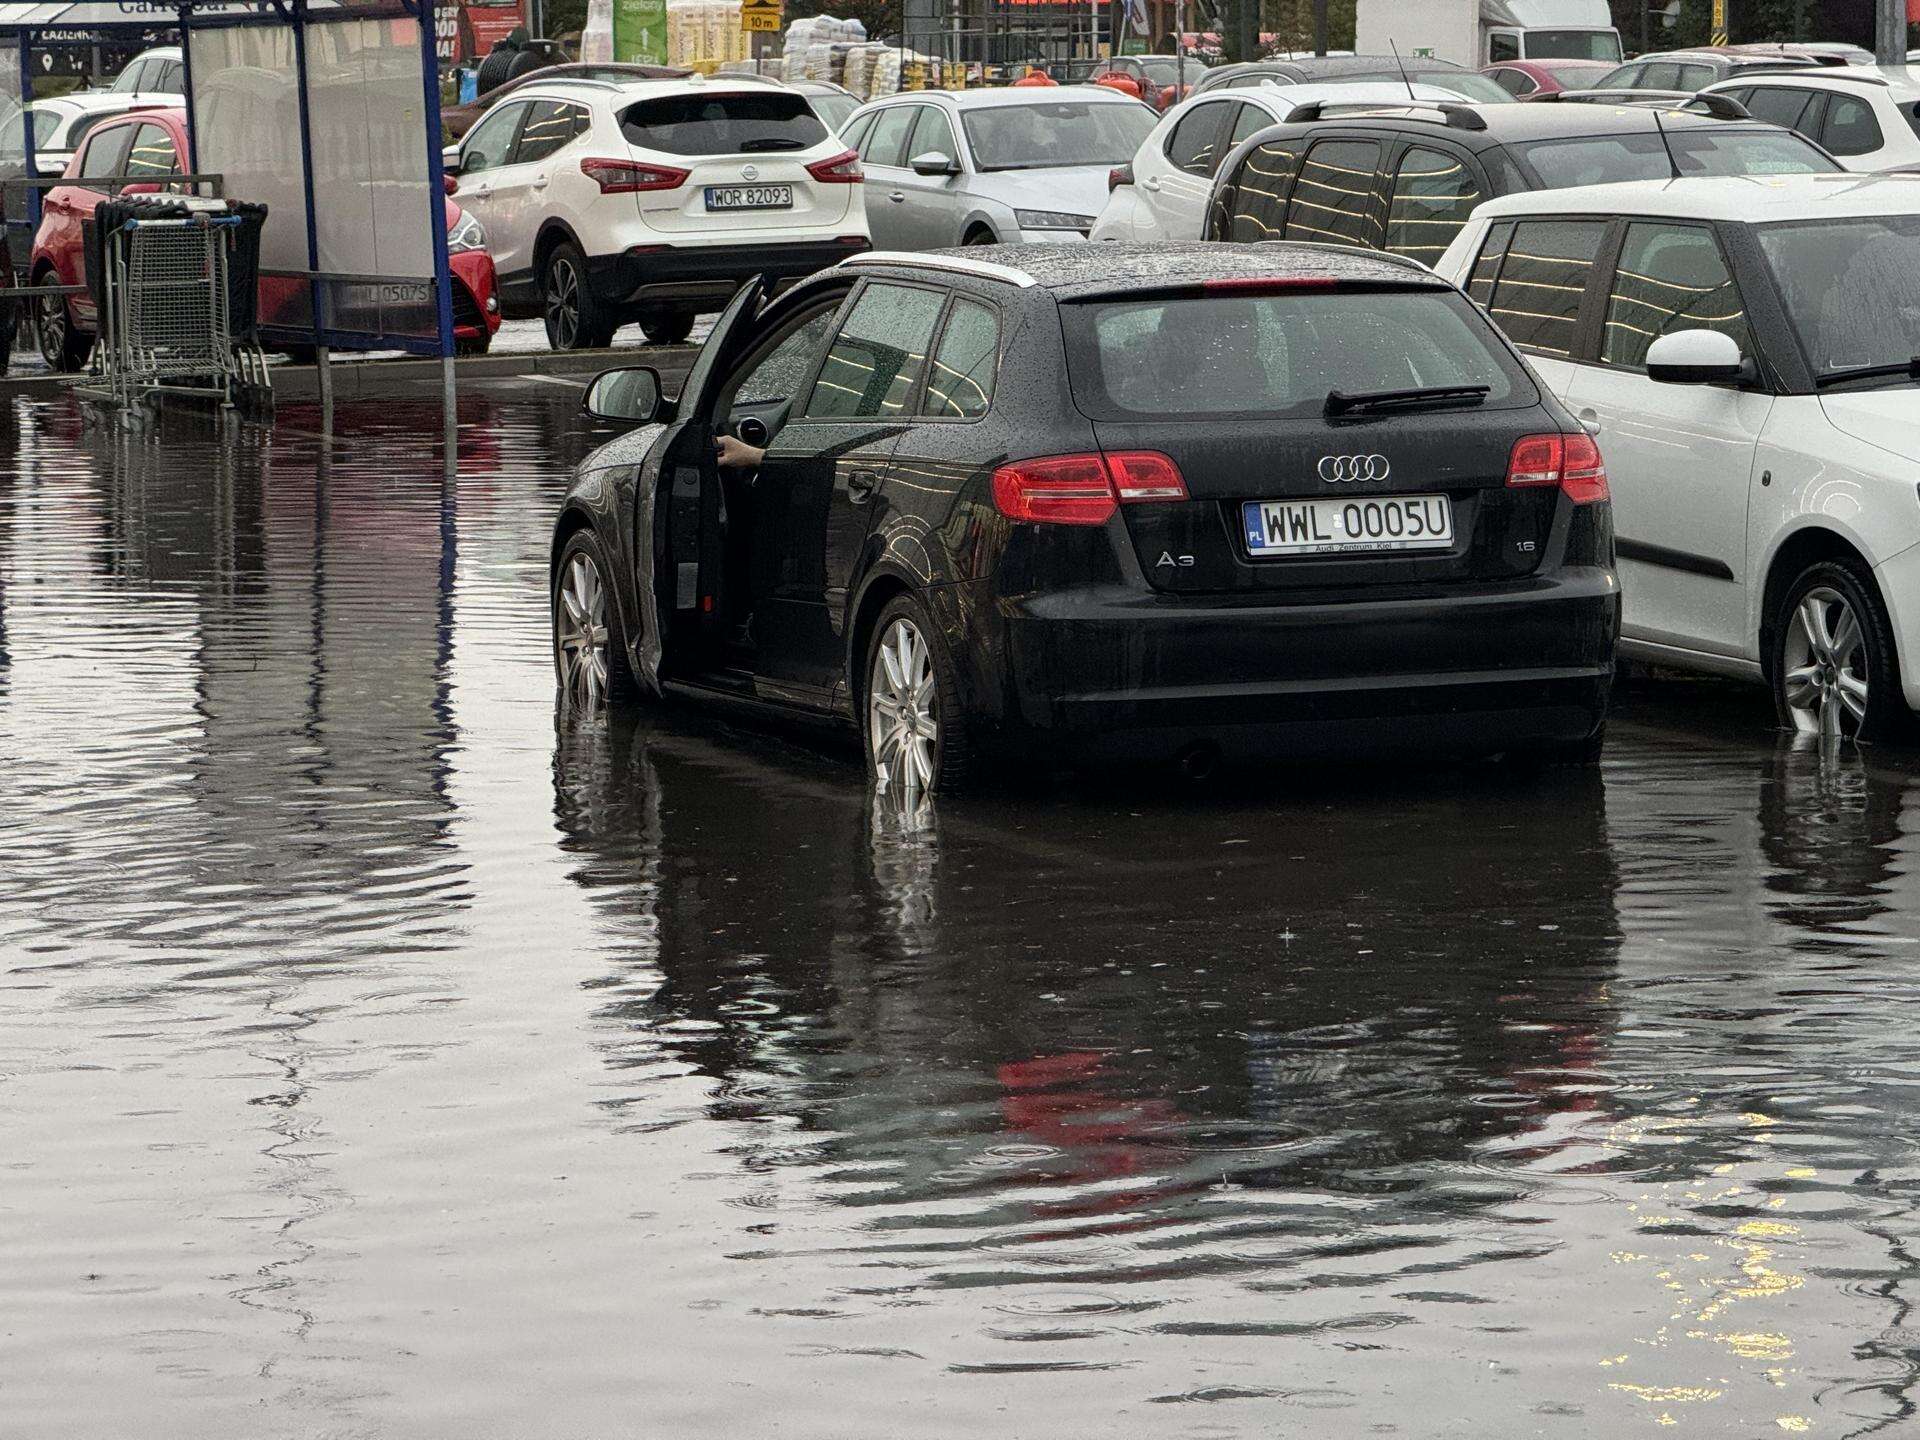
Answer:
550;242;1619;794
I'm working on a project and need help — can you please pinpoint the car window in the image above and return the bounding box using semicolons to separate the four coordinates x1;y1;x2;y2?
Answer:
1674;64;1714;92
805;282;945;419
1465;221;1514;306
1597;63;1641;88
1488;219;1606;358
68;111;125;154
1821;94;1884;156
861;105;917;168
111;58;147;94
909;104;958;164
1516;128;1835;186
621;90;828;156
961;100;1155;170
809;93;858;133
1739;85;1816;131
122;122;179;178
461;101;527;174
1384;145;1482;263
1639;62;1682;90
1218;137;1300;241
157;60;184;92
840;110;875;152
736;306;841;405
514;100;582;164
78;123;135;180
1489;33;1520;63
923;299;999;418
1165;99;1232;177
1228;102;1269;146
1492;67;1536;96
1283;138;1382;248
1601;222;1750;370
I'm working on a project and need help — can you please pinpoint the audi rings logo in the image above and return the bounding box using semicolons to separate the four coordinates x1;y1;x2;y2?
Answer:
1318;454;1391;484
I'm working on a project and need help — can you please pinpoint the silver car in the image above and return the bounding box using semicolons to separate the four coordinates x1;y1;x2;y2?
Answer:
840;87;1158;248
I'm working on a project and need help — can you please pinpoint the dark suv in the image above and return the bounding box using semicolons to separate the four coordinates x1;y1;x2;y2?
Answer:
552;245;1620;793
1204;99;1837;266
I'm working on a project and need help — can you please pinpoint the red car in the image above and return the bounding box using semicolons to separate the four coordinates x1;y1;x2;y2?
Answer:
29;106;500;371
1482;58;1616;99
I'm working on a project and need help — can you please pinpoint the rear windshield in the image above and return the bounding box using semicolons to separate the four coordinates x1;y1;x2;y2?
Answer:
1515;127;1837;187
1063;288;1532;420
621;91;827;156
961;100;1156;171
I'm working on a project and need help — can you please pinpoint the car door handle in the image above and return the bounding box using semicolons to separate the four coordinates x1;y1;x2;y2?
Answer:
1577;408;1602;436
846;468;882;503
531;176;548;190
888;191;905;202
1142;176;1162;191
471;183;492;198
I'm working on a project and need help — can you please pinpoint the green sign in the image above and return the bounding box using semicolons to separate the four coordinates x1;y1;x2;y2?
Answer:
613;0;668;64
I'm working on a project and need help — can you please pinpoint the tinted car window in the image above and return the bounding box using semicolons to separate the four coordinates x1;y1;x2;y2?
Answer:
861;105;917;167
78;124;135;180
122;122;178;178
515;101;583;164
924;299;999;418
1165;100;1232;177
461;102;526;174
1602;222;1750;369
156;60;184;92
1466;221;1514;306
1063;289;1527;419
1489;33;1520;63
1740;85;1817;132
1283;138;1382;248
622;91;828;156
909;105;958;164
1384;146;1482;263
805;282;945;419
1492;67;1536;96
961;100;1155;170
1757;214;1920;378
1822;94;1884;156
1516;128;1835;186
1489;219;1606;357
737;307;840;405
1228;103;1269;146
1218;138;1299;242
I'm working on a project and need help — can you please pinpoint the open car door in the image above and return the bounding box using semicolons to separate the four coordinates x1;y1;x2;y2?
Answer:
633;276;771;692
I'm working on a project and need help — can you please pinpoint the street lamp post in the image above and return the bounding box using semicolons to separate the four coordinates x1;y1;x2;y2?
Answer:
1877;0;1904;65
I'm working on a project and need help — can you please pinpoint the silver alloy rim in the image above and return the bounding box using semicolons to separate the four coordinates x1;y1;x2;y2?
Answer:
1782;585;1868;738
38;293;65;367
555;551;610;708
547;257;579;349
868;617;937;795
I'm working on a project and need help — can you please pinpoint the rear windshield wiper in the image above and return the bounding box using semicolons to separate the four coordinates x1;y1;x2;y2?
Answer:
1813;357;1920;389
739;137;806;152
1325;383;1490;418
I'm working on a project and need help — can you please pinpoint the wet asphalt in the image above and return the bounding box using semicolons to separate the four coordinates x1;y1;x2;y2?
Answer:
4;388;1920;1437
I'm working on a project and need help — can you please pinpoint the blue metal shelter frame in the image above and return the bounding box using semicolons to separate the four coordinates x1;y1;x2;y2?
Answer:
0;0;455;357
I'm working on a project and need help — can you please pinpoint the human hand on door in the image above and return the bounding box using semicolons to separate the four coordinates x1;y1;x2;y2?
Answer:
715;435;765;470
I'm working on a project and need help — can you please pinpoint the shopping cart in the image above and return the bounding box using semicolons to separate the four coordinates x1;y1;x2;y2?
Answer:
86;194;269;409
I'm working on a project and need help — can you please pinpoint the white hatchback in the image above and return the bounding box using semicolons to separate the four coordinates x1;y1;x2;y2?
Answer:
1699;68;1920;171
1438;174;1920;739
452;77;869;349
1091;81;1469;243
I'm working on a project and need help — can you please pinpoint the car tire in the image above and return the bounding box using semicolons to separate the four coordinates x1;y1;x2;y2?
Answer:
553;528;637;710
962;227;997;247
0;296;15;377
1770;556;1906;742
638;309;695;345
542;241;615;351
455;334;493;357
35;273;90;373
863;593;975;797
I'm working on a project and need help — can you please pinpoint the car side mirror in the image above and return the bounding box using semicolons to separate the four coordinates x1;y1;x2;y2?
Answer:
583;366;672;425
442;145;462;175
1645;328;1750;385
909;150;959;177
34;154;68;178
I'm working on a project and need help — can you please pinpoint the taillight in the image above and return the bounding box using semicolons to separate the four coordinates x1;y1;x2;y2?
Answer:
805;148;863;183
581;156;689;193
1109;162;1133;192
1506;432;1609;503
991;452;1186;525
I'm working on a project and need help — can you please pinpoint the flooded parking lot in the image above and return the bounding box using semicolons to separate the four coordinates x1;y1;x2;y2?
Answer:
6;391;1920;1437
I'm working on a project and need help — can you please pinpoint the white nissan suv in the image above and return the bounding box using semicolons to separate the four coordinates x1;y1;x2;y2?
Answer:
451;77;869;349
1438;173;1920;741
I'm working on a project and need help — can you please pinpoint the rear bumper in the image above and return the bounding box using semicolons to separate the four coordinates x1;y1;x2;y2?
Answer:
587;235;870;309
959;568;1621;760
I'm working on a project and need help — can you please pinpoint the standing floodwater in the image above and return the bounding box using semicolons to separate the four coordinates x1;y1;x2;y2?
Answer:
4;391;1919;1436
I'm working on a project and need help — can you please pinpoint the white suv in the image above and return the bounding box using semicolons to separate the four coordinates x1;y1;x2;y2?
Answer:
1699;68;1920;171
452;77;868;349
1437;174;1920;740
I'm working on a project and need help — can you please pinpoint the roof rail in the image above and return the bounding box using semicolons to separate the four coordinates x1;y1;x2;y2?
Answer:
1682;92;1752;120
1763;66;1893;85
1283;98;1487;131
839;251;1037;288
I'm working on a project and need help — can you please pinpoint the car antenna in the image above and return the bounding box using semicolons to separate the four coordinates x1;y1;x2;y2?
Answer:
1650;106;1682;181
1389;39;1418;105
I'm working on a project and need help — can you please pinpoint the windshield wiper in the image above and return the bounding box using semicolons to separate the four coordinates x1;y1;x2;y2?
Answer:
1813;356;1920;388
1325;383;1491;417
739;137;805;152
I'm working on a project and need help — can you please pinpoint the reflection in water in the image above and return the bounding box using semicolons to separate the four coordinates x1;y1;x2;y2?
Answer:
4;391;1920;1434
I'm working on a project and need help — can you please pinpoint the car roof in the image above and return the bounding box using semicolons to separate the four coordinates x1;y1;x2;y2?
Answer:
1241;100;1777;147
1471;172;1920;224
518;76;778;104
844;241;1443;296
1704;64;1920;98
51;91;168;114
868;85;1156;110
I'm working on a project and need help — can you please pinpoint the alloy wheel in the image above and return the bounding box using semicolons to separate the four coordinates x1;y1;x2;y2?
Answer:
868;617;938;796
1781;586;1869;738
555;551;611;708
546;257;580;349
37;293;66;369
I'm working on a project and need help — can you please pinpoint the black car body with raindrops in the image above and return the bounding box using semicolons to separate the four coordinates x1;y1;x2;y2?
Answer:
549;243;1620;792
